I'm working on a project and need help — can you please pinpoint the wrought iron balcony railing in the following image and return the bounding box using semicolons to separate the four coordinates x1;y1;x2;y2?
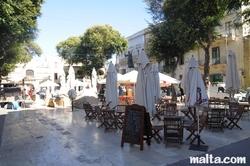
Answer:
198;56;227;66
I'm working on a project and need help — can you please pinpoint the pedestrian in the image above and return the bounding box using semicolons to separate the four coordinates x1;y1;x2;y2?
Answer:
118;84;123;96
22;88;26;100
179;86;184;102
31;85;36;101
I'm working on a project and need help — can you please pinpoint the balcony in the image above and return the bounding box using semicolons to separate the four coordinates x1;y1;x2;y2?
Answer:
198;56;227;66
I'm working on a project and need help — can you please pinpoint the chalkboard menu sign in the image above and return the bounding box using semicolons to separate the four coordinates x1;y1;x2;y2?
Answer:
121;104;145;150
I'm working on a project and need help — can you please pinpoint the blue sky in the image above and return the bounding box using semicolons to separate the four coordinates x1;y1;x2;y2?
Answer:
36;0;152;58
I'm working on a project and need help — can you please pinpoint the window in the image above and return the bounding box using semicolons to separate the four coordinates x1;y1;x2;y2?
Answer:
179;56;184;65
212;47;220;64
225;22;232;35
26;69;34;78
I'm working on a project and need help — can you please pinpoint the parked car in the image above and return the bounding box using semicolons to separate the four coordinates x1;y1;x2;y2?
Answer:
245;90;250;102
234;89;247;101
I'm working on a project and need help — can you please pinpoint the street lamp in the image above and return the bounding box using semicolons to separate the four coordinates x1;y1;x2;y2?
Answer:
225;33;228;63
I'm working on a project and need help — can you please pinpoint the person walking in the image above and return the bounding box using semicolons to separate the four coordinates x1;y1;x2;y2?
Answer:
179;86;184;102
29;85;36;101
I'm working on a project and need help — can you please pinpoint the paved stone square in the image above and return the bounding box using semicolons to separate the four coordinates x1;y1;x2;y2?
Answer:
0;105;249;166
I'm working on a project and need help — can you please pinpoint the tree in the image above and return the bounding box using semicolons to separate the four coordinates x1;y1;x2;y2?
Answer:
146;0;235;89
144;0;165;23
0;0;44;77
1;42;42;76
56;36;81;65
74;24;128;77
147;20;197;77
146;0;250;89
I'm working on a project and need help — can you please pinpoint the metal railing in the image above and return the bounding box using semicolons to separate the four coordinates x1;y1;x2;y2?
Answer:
198;56;227;66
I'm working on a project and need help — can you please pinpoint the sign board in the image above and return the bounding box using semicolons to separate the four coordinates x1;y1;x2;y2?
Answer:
121;104;145;150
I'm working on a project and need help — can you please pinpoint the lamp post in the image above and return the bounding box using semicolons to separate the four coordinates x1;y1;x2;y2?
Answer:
225;33;228;63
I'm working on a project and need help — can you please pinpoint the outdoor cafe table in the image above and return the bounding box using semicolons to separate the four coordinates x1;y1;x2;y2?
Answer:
239;102;250;109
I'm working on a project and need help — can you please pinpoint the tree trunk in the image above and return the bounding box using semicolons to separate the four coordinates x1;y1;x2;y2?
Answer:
203;47;211;97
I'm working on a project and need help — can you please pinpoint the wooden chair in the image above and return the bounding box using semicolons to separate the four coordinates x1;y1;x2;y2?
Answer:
102;109;117;132
180;108;193;120
144;112;163;144
208;108;224;132
83;103;96;121
152;98;165;121
241;101;250;121
226;105;244;130
115;105;126;129
185;112;207;144
100;101;112;110
164;117;183;148
94;106;105;129
225;101;239;118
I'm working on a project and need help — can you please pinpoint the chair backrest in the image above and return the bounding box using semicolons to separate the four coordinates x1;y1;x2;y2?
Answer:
236;105;244;118
83;103;91;110
101;101;112;110
229;102;239;114
94;106;102;116
199;112;208;132
166;103;177;110
164;117;182;131
155;98;164;111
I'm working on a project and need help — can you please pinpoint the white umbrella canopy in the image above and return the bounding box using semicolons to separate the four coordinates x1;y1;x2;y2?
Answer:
135;50;155;117
185;57;208;148
151;63;161;102
82;77;86;89
91;67;97;93
185;57;208;107
39;80;60;87
119;69;179;85
75;79;84;86
99;73;128;84
59;73;66;95
225;50;240;99
118;70;138;84
105;62;118;109
67;65;75;89
159;72;180;84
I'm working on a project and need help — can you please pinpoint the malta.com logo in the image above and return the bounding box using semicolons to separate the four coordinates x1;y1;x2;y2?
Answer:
190;154;246;164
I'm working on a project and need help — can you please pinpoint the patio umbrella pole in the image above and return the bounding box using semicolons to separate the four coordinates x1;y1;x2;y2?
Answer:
189;106;209;152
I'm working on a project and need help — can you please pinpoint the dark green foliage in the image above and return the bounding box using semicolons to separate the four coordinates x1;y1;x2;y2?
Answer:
74;24;128;77
0;0;44;77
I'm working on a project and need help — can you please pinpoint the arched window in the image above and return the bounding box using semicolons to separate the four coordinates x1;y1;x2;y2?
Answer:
26;69;34;78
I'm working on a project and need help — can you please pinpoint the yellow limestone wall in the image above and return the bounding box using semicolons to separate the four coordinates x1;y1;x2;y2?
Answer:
243;38;250;89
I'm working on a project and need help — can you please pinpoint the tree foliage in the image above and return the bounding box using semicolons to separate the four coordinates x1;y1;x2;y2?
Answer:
146;0;249;86
0;0;44;77
148;19;197;76
144;0;165;23
56;36;81;65
74;24;128;76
